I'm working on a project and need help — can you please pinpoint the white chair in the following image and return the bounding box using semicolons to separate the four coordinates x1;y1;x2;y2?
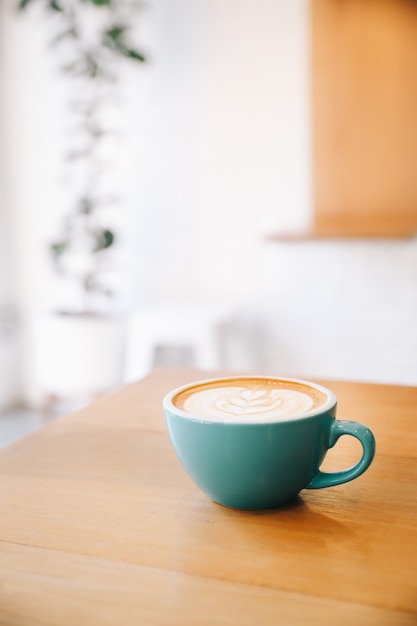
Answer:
124;303;233;382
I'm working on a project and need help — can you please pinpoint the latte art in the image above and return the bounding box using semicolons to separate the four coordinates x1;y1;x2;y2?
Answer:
173;378;328;423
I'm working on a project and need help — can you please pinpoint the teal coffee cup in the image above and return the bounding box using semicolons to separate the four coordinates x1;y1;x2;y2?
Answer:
163;376;376;509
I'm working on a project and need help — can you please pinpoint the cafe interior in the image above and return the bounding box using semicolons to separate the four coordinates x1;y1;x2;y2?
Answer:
0;2;416;624
0;0;416;438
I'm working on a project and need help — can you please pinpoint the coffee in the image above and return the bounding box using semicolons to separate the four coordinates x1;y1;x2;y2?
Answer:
172;377;328;423
165;376;375;508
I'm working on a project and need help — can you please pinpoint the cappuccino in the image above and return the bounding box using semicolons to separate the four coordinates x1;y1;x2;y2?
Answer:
172;377;328;423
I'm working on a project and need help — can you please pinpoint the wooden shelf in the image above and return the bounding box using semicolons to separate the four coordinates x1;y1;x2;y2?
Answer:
267;220;417;242
309;0;417;239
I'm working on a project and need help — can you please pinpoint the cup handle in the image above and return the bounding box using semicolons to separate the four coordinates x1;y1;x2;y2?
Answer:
306;420;375;489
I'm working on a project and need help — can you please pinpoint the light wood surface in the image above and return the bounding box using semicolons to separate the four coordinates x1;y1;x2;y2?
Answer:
311;0;417;238
0;367;416;625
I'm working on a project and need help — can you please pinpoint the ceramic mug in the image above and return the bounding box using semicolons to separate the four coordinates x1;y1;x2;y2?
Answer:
163;376;376;509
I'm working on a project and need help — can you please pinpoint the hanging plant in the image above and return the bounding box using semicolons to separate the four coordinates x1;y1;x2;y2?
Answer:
18;0;146;313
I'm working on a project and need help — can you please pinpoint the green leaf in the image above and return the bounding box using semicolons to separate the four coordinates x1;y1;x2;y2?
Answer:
94;229;114;252
18;0;33;10
104;25;126;42
103;25;146;62
50;240;69;259
89;0;111;6
61;53;108;79
123;48;146;62
49;0;63;11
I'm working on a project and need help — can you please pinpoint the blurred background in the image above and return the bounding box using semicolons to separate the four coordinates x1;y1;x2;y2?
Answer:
0;0;416;442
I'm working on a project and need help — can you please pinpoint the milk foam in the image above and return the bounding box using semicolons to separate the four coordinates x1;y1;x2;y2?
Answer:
174;379;327;423
183;387;314;422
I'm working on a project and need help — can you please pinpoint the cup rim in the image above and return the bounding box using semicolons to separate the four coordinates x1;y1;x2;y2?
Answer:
163;375;337;424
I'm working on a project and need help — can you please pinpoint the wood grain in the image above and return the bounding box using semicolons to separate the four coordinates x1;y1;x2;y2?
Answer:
0;367;416;625
2;542;416;626
311;0;417;238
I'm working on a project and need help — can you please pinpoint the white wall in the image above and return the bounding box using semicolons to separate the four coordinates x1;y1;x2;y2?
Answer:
0;0;416;406
124;0;417;385
0;1;62;404
124;0;312;304
0;5;25;409
0;176;21;410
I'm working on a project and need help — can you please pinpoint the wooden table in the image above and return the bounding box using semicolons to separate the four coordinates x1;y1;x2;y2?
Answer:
0;368;416;625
